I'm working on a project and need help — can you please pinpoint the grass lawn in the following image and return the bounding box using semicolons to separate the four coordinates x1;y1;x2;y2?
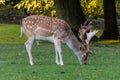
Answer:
0;24;26;44
0;24;120;80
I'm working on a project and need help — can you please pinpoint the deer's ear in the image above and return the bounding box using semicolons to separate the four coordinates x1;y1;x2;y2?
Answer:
80;46;85;51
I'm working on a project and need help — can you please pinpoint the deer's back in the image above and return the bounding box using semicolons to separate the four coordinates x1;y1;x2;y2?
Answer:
22;15;72;40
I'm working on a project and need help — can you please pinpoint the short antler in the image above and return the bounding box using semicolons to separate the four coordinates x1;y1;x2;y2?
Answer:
79;20;98;55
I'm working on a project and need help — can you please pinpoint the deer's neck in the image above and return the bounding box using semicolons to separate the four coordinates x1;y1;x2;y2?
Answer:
66;33;80;53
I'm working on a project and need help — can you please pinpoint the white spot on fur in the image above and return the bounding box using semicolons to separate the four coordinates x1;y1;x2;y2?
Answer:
29;26;32;29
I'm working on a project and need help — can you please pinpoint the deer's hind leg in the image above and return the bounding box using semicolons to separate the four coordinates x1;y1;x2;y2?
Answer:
25;36;35;65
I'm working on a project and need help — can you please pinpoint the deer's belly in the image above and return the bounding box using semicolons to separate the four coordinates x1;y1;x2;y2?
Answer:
35;35;54;43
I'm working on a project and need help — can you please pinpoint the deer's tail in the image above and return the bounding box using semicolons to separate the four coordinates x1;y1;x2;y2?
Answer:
20;21;24;38
20;26;24;38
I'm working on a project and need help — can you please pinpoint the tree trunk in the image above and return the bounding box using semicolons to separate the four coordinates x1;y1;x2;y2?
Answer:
24;8;30;16
54;0;86;36
100;0;119;39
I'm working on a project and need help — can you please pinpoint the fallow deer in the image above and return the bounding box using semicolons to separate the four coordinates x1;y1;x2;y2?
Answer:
20;15;98;65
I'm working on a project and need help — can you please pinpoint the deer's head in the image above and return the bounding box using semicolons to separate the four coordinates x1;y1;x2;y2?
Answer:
78;21;98;64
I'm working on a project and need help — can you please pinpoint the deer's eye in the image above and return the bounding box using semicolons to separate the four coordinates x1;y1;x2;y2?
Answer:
83;54;88;61
80;47;82;50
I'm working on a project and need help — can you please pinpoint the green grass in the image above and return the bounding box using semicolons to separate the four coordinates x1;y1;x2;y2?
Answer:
0;44;120;80
0;24;120;80
0;24;26;44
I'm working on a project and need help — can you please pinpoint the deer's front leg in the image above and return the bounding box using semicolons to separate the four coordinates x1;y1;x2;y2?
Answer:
54;47;59;65
54;38;64;66
25;37;34;65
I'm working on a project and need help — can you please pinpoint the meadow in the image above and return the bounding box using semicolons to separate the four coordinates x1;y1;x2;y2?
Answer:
0;24;120;80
